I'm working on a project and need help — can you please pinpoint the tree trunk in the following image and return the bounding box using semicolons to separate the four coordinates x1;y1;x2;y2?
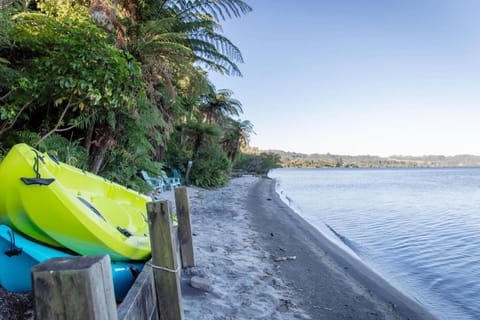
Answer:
85;121;96;154
153;144;165;162
88;123;115;174
193;133;203;156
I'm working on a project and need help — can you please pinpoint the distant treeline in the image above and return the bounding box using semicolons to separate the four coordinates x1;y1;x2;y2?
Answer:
264;150;480;168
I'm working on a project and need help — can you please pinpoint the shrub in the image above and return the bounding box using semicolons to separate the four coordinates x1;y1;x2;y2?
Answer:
234;152;282;175
190;144;231;188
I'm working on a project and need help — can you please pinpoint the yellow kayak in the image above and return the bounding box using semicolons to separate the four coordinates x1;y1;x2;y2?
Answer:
0;143;151;261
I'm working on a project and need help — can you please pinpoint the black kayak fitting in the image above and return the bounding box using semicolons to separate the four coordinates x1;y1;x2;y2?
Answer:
77;197;107;222
117;227;132;238
20;177;55;186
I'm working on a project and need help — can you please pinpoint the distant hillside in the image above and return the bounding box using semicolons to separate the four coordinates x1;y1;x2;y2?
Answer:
263;150;480;168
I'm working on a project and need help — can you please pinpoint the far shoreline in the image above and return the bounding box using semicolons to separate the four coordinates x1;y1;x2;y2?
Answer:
257;147;480;169
247;177;437;319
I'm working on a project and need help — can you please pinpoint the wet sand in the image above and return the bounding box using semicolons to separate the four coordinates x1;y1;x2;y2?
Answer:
247;177;437;319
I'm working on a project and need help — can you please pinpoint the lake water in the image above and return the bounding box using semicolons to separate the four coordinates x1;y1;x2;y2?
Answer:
269;168;480;320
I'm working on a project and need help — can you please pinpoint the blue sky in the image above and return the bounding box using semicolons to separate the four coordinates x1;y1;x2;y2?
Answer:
208;1;480;156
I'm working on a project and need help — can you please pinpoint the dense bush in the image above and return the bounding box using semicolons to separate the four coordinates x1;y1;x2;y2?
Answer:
233;152;282;175
38;134;88;169
190;144;232;188
165;126;232;188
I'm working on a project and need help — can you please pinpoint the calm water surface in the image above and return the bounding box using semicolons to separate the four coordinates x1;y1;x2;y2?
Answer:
269;168;480;320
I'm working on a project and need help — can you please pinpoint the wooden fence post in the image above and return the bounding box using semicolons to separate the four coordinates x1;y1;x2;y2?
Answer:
31;255;117;320
147;200;184;320
174;187;195;268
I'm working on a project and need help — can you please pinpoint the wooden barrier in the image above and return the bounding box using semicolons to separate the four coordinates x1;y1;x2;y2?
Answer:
175;187;195;268
117;264;158;320
147;200;184;320
32;255;117;320
32;192;194;320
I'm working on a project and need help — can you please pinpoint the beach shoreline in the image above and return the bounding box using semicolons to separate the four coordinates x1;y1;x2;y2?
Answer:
178;175;437;319
247;176;437;319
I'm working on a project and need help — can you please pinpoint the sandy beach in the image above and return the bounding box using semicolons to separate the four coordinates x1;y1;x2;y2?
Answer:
171;176;437;319
1;175;437;319
164;176;434;319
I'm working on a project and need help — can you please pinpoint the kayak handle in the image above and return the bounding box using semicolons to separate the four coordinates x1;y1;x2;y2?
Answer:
20;177;55;186
5;230;23;257
117;227;132;238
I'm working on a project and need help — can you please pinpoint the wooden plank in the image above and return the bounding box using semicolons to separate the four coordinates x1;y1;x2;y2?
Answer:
147;200;184;320
117;264;158;320
174;187;195;268
32;255;117;320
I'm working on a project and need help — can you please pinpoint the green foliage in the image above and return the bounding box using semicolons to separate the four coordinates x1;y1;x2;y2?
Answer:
163;0;252;21
2;130;41;147
0;0;253;191
9;11;145;111
166;122;232;188
100;145;162;192
183;120;222;151
38;134;88;169
0;3;15;51
335;157;344;167
137;0;252;76
222;118;253;161
190;143;231;188
165;131;194;173
1;8;148;151
37;0;89;18
200;87;243;124
234;151;281;175
98;99;164;191
0;3;159;183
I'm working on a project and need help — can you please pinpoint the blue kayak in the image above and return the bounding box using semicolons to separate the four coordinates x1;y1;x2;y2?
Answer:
0;224;144;301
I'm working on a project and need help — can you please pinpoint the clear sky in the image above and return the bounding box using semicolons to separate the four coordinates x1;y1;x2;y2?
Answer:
208;0;480;156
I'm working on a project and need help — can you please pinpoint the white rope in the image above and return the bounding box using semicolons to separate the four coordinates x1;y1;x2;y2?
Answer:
148;261;181;273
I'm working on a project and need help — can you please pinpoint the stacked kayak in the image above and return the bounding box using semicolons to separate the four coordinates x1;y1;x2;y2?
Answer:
0;143;151;261
0;225;143;301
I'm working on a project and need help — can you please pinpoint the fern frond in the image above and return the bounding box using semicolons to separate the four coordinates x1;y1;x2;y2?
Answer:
172;0;252;21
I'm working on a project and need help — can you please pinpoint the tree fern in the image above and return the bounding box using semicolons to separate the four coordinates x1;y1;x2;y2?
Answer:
163;0;252;21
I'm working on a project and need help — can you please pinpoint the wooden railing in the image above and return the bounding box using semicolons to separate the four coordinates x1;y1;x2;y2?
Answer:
31;187;194;320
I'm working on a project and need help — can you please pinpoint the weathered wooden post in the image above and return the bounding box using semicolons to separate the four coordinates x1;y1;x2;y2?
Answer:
174;186;195;268
147;200;184;320
32;255;117;320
